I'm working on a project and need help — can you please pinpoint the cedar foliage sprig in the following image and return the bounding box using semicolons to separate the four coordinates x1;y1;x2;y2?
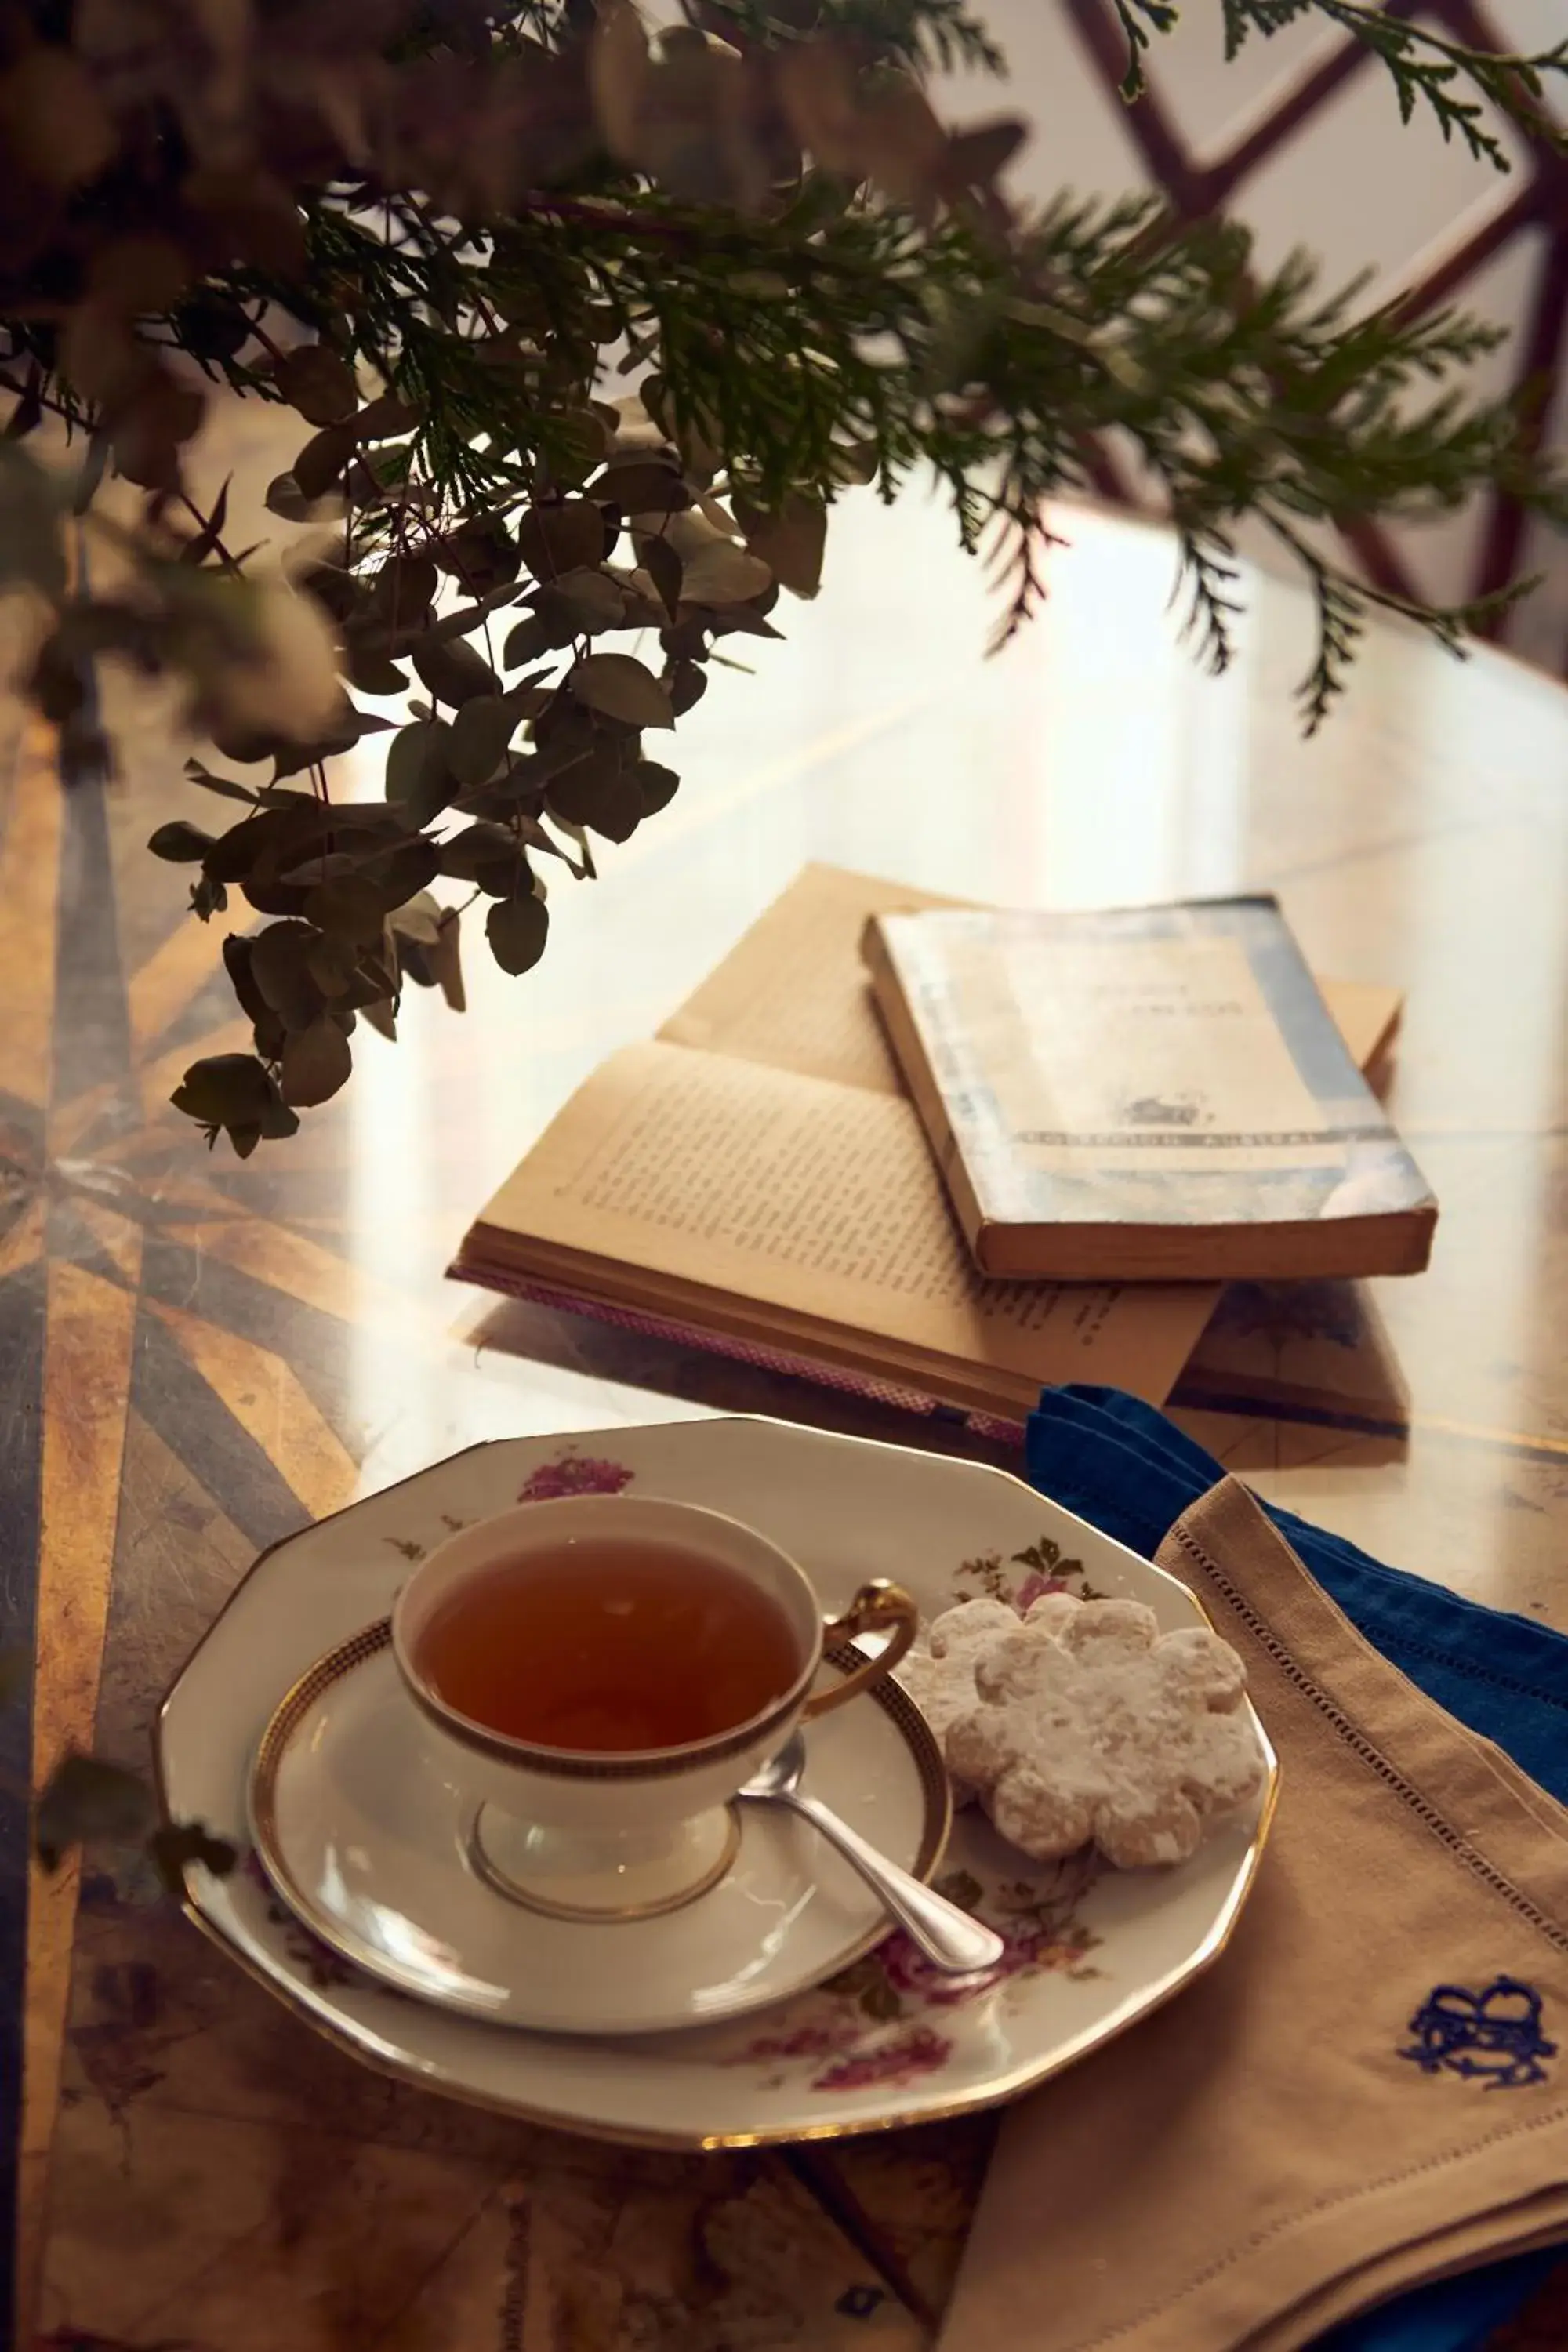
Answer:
1114;1;1567;167
1218;2;1567;169
0;0;1563;1152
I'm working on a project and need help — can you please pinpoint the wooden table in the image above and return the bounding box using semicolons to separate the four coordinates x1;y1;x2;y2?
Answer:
6;487;1568;2349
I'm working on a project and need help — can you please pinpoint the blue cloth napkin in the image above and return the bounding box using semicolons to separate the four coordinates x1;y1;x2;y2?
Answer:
1023;1385;1568;2352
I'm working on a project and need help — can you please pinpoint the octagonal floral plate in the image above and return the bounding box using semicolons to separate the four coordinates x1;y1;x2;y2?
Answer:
157;1415;1276;2147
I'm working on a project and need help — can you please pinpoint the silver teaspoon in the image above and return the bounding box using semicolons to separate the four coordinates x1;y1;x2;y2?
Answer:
737;1735;1005;1975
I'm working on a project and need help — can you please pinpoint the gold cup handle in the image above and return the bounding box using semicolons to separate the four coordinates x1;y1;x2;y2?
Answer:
802;1579;919;1720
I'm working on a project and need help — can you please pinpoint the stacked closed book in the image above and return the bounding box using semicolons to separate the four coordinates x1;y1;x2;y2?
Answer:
862;895;1434;1283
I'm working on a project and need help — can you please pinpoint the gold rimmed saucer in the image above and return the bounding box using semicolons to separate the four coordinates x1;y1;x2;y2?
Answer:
249;1622;949;2037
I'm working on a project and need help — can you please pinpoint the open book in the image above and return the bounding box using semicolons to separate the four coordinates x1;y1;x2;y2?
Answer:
452;866;1403;1430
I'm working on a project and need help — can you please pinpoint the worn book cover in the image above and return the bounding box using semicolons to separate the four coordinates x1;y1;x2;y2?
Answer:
862;895;1435;1283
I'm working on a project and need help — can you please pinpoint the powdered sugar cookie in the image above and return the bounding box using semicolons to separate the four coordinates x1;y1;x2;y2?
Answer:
894;1597;1019;1800
946;1602;1263;1869
895;1592;1133;1792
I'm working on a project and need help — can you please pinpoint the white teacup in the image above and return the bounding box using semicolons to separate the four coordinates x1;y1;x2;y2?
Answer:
391;1494;916;1921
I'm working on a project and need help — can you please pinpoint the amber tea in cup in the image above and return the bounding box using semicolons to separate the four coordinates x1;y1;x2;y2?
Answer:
416;1537;802;1753
390;1494;917;1922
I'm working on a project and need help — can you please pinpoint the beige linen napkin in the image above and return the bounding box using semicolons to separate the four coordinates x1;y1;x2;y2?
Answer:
938;1477;1568;2352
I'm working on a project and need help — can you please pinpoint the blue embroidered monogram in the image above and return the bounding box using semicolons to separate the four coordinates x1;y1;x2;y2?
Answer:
1398;1977;1556;2090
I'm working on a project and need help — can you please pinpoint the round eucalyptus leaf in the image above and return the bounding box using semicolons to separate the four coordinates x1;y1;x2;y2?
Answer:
486;889;550;975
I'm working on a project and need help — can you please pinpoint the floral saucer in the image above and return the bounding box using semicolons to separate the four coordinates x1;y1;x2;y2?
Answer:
249;1621;949;2035
158;1415;1276;2146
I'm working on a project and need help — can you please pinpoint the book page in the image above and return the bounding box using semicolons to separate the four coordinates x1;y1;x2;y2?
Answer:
475;1040;1218;1401
661;862;1399;1097
1319;977;1401;1078
660;864;955;1094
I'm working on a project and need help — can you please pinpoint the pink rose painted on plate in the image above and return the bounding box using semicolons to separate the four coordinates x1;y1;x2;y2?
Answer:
725;1857;1103;2092
517;1450;635;1501
736;2023;845;2065
1014;1570;1073;1612
812;2026;953;2092
954;1533;1104;1611
731;2018;955;2091
877;1893;1100;2008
